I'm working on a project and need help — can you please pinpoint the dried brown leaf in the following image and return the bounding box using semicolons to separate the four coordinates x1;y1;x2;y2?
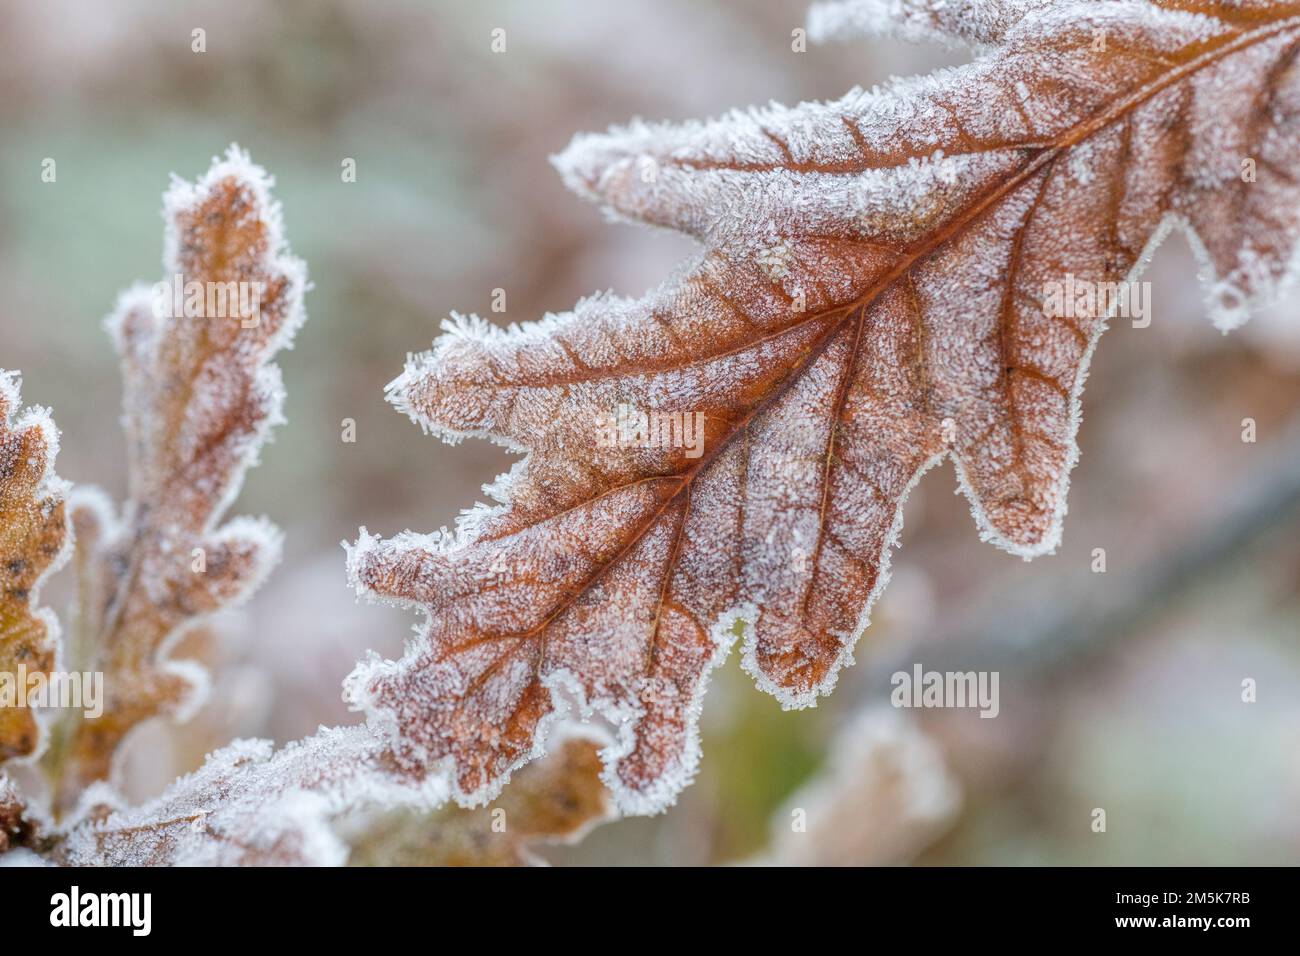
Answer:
0;372;70;763
58;728;385;866
346;729;614;866
347;0;1300;813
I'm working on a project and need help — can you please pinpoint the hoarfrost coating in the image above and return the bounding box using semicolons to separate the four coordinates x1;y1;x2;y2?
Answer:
346;0;1300;816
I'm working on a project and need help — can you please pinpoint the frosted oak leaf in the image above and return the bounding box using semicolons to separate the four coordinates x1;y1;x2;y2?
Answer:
0;373;69;763
346;728;615;867
349;0;1300;814
55;723;612;866
41;146;307;813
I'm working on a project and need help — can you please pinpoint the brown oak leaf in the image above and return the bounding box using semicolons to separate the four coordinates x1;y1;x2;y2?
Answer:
59;727;400;866
56;723;611;866
0;372;70;763
42;147;307;813
347;0;1300;814
0;771;33;852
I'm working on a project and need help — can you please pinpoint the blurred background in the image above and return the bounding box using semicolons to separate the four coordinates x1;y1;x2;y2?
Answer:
2;0;1298;865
